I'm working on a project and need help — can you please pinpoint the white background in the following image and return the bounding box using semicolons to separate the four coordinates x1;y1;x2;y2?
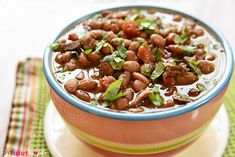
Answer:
0;0;234;152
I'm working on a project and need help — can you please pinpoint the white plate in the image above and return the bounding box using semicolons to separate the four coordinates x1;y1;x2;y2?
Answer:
44;101;229;157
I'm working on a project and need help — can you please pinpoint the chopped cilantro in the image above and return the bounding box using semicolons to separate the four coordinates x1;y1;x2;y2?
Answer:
103;77;125;101
188;60;202;75
150;62;165;80
148;93;163;107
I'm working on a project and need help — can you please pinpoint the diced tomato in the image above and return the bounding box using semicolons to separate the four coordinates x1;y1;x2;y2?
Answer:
122;21;141;38
137;45;155;63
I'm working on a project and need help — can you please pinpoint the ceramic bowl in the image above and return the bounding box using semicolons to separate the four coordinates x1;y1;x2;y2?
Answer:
43;6;234;157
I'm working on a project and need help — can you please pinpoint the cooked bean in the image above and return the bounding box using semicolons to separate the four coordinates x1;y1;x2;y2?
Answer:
88;20;102;29
172;95;192;105
123;88;134;101
137;45;155;63
81;34;95;50
197;60;214;74
173;14;182;22
132;72;150;84
165;87;177;96
166;33;176;45
206;53;216;61
175;72;198;85
124;39;132;48
76;71;85;80
147;9;157;14
78;80;98;92
64;79;79;94
78;53;90;68
188;88;200;97
75;90;91;102
166;45;184;56
122;21;141;38
129;41;140;52
99;76;116;91
162;100;175;108
126;50;137;61
110;23;120;34
68;33;79;41
150;34;165;47
87;51;101;63
65;60;77;71
123;61;140;72
55;52;71;64
132;80;147;92
188;28;204;37
130;90;151;107
120;71;131;88
115;97;129;110
99;61;114;76
101;44;113;55
60;40;81;52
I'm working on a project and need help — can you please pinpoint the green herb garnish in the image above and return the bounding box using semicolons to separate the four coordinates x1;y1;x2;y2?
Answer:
50;43;60;52
148;93;163;107
103;77;125;101
152;48;162;62
188;60;202;75
95;40;106;52
150;62;165;80
141;63;154;77
83;49;93;55
91;101;99;106
183;45;196;56
196;83;206;92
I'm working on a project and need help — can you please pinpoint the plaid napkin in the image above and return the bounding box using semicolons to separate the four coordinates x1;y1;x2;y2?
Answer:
2;58;235;157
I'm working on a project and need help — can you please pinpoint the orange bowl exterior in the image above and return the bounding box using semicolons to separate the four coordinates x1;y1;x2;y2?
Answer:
49;85;227;156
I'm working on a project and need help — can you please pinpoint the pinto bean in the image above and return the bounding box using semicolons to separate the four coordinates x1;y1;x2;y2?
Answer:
162;100;175;108
150;34;165;47
99;76;116;91
64;79;79;94
206;53;216;61
188;28;204;37
110;23;120;34
175;72;198;85
166;45;184;56
123;88;134;101
87;51;101;63
166;33;176;45
88;20;102;29
68;33;78;41
78;53;90;68
129;41;140;52
173;14;182;22
126;50;137;61
115;98;129;110
188;88;200;97
132;80;147;92
81;34;95;50
78;80;98;92
165;87;177;96
55;52;71;64
123;61;140;72
60;40;81;52
65;60;77;71
119;71;131;88
197;60;214;74
137;45;155;63
76;71;85;80
130;90;151;107
124;39;132;48
173;95;192;105
99;61;114;76
101;43;113;55
74;90;91;102
132;72;150;84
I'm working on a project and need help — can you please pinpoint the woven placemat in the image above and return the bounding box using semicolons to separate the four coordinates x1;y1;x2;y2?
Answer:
2;58;235;157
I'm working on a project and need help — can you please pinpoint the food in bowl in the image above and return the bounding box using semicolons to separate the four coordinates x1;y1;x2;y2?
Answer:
50;8;225;113
44;6;233;157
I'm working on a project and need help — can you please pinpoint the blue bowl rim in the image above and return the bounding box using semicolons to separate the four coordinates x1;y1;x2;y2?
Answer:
43;5;234;121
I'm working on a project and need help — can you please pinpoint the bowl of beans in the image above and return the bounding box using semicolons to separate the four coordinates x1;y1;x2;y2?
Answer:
43;5;234;157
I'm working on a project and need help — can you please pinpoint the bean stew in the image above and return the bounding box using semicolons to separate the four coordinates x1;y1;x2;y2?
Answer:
50;8;225;113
